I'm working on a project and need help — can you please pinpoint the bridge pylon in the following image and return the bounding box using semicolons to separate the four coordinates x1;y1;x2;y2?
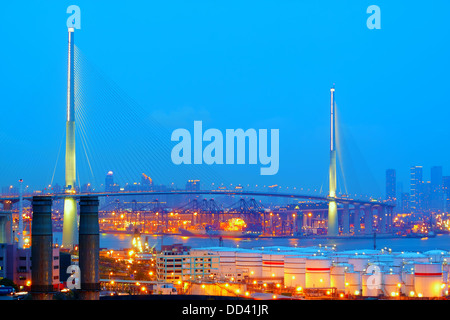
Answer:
327;85;338;236
62;27;78;249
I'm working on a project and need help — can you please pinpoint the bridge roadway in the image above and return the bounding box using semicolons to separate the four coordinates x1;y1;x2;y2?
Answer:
0;190;393;207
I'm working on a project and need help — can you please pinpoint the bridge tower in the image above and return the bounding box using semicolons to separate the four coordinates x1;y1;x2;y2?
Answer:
62;27;78;248
328;86;338;236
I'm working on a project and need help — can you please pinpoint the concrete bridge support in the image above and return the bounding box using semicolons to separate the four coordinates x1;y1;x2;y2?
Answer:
378;206;386;233
342;203;350;235
353;205;361;235
364;205;373;234
386;207;393;232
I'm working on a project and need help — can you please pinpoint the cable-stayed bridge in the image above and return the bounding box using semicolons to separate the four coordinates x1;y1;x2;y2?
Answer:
0;23;398;300
0;27;394;249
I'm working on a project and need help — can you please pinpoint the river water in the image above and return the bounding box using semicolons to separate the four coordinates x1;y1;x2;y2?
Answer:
53;232;450;253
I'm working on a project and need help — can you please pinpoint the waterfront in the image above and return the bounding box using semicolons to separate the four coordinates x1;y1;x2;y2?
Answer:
53;231;450;253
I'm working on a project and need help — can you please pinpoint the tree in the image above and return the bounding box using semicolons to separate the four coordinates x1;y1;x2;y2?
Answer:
0;278;18;292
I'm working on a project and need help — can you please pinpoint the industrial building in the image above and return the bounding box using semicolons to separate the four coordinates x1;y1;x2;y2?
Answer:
179;245;450;299
0;243;60;290
156;244;220;282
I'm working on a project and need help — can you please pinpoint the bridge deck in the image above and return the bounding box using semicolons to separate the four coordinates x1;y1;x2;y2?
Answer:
0;190;393;207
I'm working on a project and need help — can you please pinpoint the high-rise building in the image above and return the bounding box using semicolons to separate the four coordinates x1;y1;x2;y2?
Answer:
410;166;423;213
400;192;410;213
186;179;200;191
430;166;444;212
422;181;432;212
141;173;153;191
443;176;450;213
81;183;92;193
105;171;114;192
385;169;396;201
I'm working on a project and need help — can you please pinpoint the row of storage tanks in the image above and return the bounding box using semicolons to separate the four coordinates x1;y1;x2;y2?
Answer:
190;246;450;298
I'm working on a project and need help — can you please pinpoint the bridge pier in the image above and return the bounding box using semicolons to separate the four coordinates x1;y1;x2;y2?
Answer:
386;206;393;232
327;200;338;236
296;211;303;235
31;196;54;300
378;206;386;233
79;196;100;300
342;203;350;235
364;205;373;234
0;200;15;211
353;205;362;235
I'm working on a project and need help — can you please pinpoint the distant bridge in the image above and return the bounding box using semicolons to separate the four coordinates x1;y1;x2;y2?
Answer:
0;189;393;208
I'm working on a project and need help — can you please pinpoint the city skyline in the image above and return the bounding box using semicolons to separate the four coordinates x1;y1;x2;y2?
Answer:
4;163;450;202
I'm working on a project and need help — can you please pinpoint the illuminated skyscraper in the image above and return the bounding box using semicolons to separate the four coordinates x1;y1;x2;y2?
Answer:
401;192;410;213
443;176;450;213
385;169;396;201
141;173;153;191
430;166;444;212
410;166;423;213
105;171;114;192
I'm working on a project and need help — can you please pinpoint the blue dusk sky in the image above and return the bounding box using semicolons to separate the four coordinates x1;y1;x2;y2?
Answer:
0;1;449;199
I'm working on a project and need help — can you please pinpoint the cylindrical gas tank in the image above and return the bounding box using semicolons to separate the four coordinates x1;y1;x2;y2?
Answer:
362;272;383;297
347;256;370;273
284;255;307;288
262;253;284;282
236;249;262;279
414;263;444;298
344;271;361;296
331;263;352;291
305;257;331;288
383;273;402;298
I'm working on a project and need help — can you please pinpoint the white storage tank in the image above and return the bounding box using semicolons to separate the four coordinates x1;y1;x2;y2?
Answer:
332;254;351;264
443;255;450;266
383;272;402;297
344;271;361;296
393;252;428;273
360;262;385;297
365;262;388;273
305;256;331;288
347;256;370;273
262;252;284;283
284;255;307;288
443;256;450;285
372;254;395;269
401;272;415;297
414;262;444;298
331;263;353;292
236;249;262;279
362;272;384;297
442;258;450;288
424;250;447;263
401;262;416;296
